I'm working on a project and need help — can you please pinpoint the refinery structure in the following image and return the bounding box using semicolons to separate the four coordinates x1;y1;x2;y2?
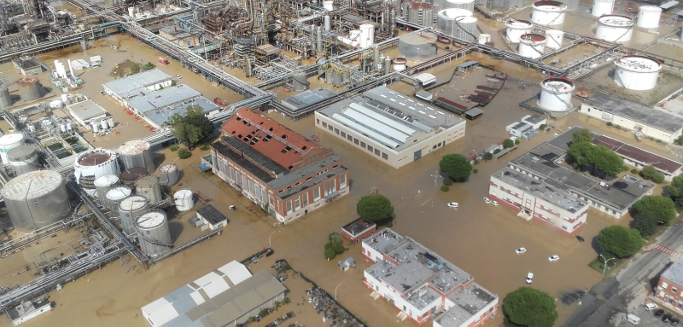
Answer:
0;0;679;325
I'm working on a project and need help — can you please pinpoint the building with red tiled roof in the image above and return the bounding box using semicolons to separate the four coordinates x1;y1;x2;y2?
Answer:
211;109;350;223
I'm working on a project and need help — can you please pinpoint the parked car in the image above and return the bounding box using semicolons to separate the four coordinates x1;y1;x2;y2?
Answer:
664;314;672;323
491;200;499;206
516;248;527;254
229;205;237;211
176;74;182;79
670;317;679;326
526;272;533;284
644;303;658;311
548;255;560;262
483;197;491;204
658;221;666;226
654;309;665;318
576;236;585;242
447;202;459;208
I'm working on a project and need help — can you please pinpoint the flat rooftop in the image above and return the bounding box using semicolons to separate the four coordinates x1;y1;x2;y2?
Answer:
103;69;172;99
342;218;376;237
493;167;587;213
662;257;683;288
66;99;107;121
131;85;219;127
281;87;337;110
318;86;464;151
584;93;683;133
436;284;497;327
196;204;228;225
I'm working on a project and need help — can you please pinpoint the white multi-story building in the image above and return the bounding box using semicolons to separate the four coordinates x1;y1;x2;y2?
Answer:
362;229;498;327
102;69;173;108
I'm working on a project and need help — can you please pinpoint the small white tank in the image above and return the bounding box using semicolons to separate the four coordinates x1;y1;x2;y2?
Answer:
92;122;100;133
67;123;73;131
596;15;634;42
614;55;661;91
105;186;132;211
546;30;564;49
323;0;334;11
539;78;574;111
591;0;614;17
359;24;375;48
505;20;532;43
107;117;115;128
637;6;661;29
532;1;567;26
100;120;109;130
0;134;25;165
174;190;194;211
518;34;547;59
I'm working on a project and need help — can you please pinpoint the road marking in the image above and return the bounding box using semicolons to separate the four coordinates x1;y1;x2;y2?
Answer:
655;244;681;258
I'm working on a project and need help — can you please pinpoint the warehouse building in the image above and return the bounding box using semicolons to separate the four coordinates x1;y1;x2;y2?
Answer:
103;69;173;108
315;87;466;169
66;99;108;127
362;229;498;327
579;93;683;143
211;108;349;223
141;261;286;327
489;167;589;234
126;84;220;128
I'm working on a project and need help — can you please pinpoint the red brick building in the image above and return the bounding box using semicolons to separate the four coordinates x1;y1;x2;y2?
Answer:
341;219;376;244
656;257;683;311
210;108;349;223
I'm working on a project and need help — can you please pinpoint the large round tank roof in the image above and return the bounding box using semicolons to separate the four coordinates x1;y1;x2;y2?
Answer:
106;187;131;201
521;33;547;43
137;211;166;229
174;189;193;198
159;164;178;173
7;145;37;161
615;56;661;72
541;78;575;91
438;8;474;19
76;149;116;166
506;19;533;28
533;0;566;10
120;167;147;182
399;31;438;45
409;1;434;9
598;15;634;26
1;170;63;200
0;134;24;146
119;195;149;211
94;174;120;187
118;140;151;156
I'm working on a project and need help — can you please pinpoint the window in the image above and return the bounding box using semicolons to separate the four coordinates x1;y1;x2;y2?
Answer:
328;125;333;131
286;201;292;214
674;287;678;293
354;138;359;145
663;282;669;289
340;175;347;188
294;197;300;210
303;193;308;206
374;149;380;156
347;134;352;141
269;195;274;205
341;131;346;137
360;141;366;148
313;186;321;201
229;167;235;182
368;145;373;152
382;152;388;160
242;175;248;190
316;119;320;124
322;122;327;128
334;128;339;134
235;172;242;186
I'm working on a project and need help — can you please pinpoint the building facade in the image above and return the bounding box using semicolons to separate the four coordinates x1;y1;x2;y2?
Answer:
211;108;349;223
362;229;498;327
656;258;683;311
341;218;376;244
489;167;589;234
315;87;466;169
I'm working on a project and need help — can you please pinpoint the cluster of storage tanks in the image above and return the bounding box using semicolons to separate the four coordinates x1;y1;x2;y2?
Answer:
90;117;115;134
0;134;43;177
592;5;661;42
436;8;478;42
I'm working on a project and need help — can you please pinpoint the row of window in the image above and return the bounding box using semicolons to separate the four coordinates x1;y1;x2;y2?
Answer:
318;119;390;160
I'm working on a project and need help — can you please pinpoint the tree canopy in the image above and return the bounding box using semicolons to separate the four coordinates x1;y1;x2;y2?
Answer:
168;105;214;148
503;287;558;327
572;129;594;144
597;225;644;258
329;232;342;244
439;154;472;182
503;139;514;149
356;194;394;223
630;214;656;237
567;142;624;176
667;175;683;207
639;166;665;184
633;195;676;225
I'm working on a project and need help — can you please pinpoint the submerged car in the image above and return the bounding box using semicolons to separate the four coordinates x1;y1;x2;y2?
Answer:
516;248;527;254
483;197;491;204
548;255;560;262
526;272;533;284
447;202;459;208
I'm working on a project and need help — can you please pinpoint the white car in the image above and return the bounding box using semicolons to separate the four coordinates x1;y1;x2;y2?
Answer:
526;272;534;284
176;74;182;79
548;255;560;262
553;133;559;137
447;202;459;208
644;303;658;311
515;247;527;254
491;200;499;206
483;197;491;204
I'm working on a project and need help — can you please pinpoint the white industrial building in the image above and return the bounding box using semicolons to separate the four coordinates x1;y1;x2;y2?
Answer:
579;93;683;143
315;87;466;169
141;261;286;327
66;99;108;127
126;84;221;128
102;69;173;108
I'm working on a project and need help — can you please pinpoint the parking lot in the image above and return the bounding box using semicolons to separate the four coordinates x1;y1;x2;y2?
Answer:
617;302;682;326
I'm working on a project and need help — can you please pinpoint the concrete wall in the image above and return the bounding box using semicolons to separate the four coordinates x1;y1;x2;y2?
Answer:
579;103;682;143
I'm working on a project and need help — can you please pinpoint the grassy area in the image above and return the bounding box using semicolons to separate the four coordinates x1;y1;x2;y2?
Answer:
588;255;625;276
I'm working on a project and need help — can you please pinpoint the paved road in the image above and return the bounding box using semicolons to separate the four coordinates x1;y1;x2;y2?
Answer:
563;221;683;326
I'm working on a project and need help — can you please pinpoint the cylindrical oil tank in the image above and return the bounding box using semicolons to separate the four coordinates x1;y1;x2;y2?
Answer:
0;134;26;164
359;24;375;48
408;2;434;26
444;0;475;11
518;34;547;59
94;174;120;206
393;58;407;71
324;14;331;32
487;0;510;11
292;71;309;91
2;170;70;233
637;6;661;29
105;186;132;211
7;145;40;176
591;0;614;17
560;0;578;11
158;163;180;186
118;195;149;236
174;189;194;211
74;149;120;193
505;19;532;43
136;175;162;204
546;30;564;49
613;56;661;91
532;1;566;25
136;210;172;258
596;15;634;42
0;83;11;109
437;9;477;42
399;31;438;61
17;77;44;101
120;167;147;187
118;140;154;174
538;78;574;111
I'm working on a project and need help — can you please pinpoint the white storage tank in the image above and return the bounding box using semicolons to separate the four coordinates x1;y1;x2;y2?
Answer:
591;0;614;17
107;117;115;128
158;163;180;186
94;174;120;206
596;15;634;42
100;120;109;130
538;78;575;111
505;19;533;43
135;175;162;204
532;1;566;26
613;55;661;91
118;139;154;174
518;34;547;59
174;189;194;212
118;195;149;236
323;0;334;10
444;0;475;11
637;6;661;29
2;170;70;233
546;30;564;49
136;210;172;258
359;24;375;48
7;145;40;176
105;186;132;211
0;134;25;164
437;8;477;42
393;58;407;71
74;149;120;194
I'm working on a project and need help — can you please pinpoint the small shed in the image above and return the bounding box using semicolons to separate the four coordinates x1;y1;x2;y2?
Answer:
196;204;228;230
415;73;436;86
465;108;483;120
521;114;547;129
338;257;356;271
457;61;479;72
415;90;433;101
341;218;377;243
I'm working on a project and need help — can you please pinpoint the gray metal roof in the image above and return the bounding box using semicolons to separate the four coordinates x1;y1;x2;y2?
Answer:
267;154;343;190
103;69;172;98
282;87;337;110
493;167;587;212
66;99;107;121
436;284;497;327
196;204;228;225
662;257;683;287
584;93;683;133
128;84;201;112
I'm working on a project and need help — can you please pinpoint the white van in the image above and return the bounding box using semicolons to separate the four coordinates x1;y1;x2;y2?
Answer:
645;303;658;311
526;272;533;284
624;314;640;325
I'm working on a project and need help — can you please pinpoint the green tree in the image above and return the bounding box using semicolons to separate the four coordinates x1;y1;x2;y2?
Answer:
639;166;664;184
597;226;644;258
356;194;394;223
439;154;472;182
503;139;514;149
567;142;594;167
572;129;593;144
630;214;656;237
331;242;344;255
168;105;214;148
171;80;177;86
567;142;623;176
141;61;155;70
667;175;683;207
633;195;676;225
178;148;192;159
329;232;342;244
324;243;336;260
130;63;140;74
503;287;558;327
441;186;449;192
259;308;269;318
443;178;453;186
484;152;493;160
